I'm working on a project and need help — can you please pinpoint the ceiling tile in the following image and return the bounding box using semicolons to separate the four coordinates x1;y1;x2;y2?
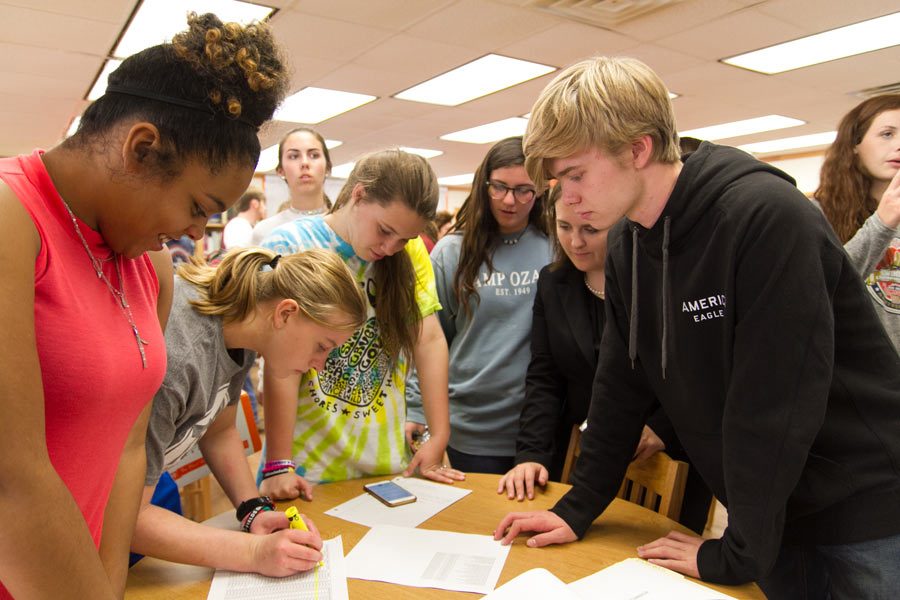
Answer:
0;4;120;55
285;0;451;30
270;9;393;62
407;0;558;52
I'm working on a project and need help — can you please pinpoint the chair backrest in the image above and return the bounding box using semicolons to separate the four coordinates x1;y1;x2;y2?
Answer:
561;424;689;521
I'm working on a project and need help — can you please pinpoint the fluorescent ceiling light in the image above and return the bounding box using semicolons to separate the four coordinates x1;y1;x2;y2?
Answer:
87;60;122;100
395;54;555;106
680;115;804;141
399;146;443;159
330;162;356;179
65;116;81;138
739;131;837;155
438;173;474;186
257;138;343;172
722;11;900;74
275;87;376;124
669;92;679;99
114;0;274;58
441;117;530;144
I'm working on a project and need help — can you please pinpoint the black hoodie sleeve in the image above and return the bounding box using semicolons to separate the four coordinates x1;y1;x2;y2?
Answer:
516;269;566;469
550;255;657;537
696;190;841;584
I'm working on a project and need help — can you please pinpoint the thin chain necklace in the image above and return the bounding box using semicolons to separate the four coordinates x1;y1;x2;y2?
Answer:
502;227;528;245
60;199;149;369
584;273;605;299
288;206;325;217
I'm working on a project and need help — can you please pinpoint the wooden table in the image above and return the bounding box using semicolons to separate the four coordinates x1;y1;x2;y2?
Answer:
126;473;763;599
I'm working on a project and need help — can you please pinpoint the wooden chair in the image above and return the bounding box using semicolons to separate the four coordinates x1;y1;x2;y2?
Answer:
561;424;689;521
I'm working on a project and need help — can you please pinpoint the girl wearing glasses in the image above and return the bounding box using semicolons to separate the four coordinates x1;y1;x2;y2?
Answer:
407;137;552;474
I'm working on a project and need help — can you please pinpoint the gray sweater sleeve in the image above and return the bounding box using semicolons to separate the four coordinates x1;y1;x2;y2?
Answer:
844;212;898;277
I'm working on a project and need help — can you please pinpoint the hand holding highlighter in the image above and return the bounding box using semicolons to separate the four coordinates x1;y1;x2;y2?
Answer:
285;506;324;567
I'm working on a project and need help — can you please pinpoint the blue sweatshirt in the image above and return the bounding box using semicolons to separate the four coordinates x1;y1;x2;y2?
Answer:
407;226;551;456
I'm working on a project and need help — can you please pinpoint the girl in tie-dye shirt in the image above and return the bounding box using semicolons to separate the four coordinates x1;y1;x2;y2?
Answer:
259;150;465;496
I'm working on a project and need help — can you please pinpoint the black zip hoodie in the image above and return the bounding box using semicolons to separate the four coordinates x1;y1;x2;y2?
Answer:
551;142;900;585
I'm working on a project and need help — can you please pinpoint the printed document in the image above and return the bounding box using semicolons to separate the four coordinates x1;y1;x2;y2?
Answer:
480;568;579;599
325;476;471;528
206;536;348;600
568;558;738;599
345;525;510;594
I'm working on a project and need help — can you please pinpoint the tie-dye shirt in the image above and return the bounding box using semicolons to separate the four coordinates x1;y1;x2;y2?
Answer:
262;216;441;481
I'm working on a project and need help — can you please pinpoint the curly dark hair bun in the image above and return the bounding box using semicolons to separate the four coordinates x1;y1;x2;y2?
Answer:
172;12;288;127
71;12;290;174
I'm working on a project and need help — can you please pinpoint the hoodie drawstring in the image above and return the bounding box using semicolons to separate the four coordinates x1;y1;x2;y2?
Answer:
629;225;639;367
661;216;671;380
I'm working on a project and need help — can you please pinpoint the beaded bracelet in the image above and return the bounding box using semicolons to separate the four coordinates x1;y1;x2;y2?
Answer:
262;466;295;480
241;504;274;533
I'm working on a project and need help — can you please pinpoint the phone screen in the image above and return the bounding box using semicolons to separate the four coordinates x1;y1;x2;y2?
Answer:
367;481;413;501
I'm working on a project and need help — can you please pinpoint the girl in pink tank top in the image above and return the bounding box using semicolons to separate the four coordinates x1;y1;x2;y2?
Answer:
0;13;289;599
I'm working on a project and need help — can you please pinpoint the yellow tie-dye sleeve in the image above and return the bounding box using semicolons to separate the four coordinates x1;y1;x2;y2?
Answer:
406;236;442;318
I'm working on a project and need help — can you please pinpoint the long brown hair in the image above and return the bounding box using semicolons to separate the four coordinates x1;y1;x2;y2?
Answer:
178;247;366;332
329;149;439;360
817;94;900;242
452;136;548;317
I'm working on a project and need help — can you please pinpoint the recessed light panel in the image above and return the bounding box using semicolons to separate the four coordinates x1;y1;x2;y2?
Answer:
441;117;530;144
399;146;444;159
274;87;376;124
329;162;356;179
680;115;804;141
395;54;555;107
438;173;475;186
739;131;837;155
722;12;900;74
114;0;274;58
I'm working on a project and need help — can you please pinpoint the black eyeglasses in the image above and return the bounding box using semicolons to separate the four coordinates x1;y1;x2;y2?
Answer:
485;180;536;203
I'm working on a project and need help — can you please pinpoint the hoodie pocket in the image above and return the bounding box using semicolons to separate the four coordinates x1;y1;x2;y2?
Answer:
788;452;855;518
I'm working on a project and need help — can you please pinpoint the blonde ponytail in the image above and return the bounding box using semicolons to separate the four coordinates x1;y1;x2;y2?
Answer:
178;247;366;330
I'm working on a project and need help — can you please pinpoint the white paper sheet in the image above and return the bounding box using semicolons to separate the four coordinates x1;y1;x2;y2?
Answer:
480;568;580;599
344;525;510;594
206;536;348;600
568;558;738;600
324;476;471;528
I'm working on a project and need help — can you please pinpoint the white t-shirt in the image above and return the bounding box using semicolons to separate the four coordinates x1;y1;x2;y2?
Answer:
223;215;253;249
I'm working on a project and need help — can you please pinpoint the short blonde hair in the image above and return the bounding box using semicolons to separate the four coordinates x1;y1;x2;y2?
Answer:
524;55;680;189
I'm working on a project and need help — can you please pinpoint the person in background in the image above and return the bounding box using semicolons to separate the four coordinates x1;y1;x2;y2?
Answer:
816;94;900;352
493;55;900;598
0;12;287;598
224;188;267;249
407;137;552;474
421;210;456;253
258;149;464;496
252;127;332;244
435;210;455;239
498;185;712;534
133;247;365;575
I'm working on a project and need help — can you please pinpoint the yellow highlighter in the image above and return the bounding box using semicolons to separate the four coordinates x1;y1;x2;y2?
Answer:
285;506;324;567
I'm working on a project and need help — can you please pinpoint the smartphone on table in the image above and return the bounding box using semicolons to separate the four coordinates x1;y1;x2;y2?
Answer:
363;480;417;507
